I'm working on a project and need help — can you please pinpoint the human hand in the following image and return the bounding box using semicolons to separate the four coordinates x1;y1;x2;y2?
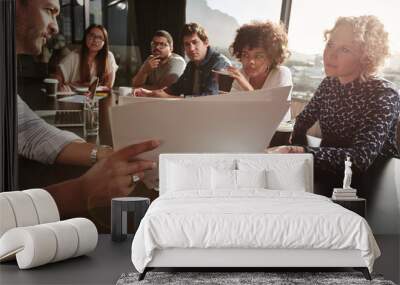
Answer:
78;140;160;207
265;145;305;154
59;84;72;92
226;66;253;91
225;66;244;80
149;89;170;98
133;87;152;97
288;133;293;144
134;88;171;98
70;82;90;88
96;145;114;161
143;55;161;73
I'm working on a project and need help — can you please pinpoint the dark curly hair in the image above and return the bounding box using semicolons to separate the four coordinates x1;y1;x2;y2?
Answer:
230;21;290;68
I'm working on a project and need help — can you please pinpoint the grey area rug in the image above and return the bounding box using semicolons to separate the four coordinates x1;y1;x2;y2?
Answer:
116;272;396;285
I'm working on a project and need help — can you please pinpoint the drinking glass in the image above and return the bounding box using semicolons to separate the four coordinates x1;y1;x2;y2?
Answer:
83;98;99;137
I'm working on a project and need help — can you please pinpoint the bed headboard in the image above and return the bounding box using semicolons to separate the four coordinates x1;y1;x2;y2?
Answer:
159;153;314;195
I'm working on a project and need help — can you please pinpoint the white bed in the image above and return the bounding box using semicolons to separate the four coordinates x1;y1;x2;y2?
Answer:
131;154;380;280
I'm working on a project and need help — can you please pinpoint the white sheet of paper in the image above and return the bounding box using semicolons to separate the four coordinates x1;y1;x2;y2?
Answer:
119;86;291;106
57;95;106;104
57;95;87;104
57;91;76;96
118;96;175;106
110;86;292;188
71;85;109;93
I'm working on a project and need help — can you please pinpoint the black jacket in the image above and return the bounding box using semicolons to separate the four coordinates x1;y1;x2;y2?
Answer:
168;47;230;96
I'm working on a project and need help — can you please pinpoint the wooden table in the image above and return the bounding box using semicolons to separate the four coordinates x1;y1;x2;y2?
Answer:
18;77;114;145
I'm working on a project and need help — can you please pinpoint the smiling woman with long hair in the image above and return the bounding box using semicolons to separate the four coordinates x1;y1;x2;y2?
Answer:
54;24;118;90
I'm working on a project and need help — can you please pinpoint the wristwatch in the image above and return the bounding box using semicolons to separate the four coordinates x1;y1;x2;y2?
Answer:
90;145;112;165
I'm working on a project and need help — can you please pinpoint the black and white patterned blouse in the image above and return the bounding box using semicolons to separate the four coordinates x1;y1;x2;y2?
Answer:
292;76;400;174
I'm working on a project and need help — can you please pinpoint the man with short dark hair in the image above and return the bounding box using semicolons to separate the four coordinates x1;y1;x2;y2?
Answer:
132;30;185;89
135;23;230;98
15;0;159;218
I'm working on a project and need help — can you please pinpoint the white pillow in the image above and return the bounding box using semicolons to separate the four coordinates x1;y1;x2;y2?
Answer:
238;159;308;191
167;162;211;191
236;169;267;188
265;162;307;191
211;168;237;190
211;169;268;190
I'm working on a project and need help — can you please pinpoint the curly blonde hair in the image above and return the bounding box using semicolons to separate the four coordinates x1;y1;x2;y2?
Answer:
230;21;290;69
324;15;389;80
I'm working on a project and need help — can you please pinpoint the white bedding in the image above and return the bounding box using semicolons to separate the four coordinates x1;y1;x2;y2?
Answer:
131;190;380;273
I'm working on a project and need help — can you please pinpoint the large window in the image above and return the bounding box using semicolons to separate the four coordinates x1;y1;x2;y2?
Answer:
186;0;282;61
89;0;103;25
59;0;85;43
106;0;129;45
287;0;400;100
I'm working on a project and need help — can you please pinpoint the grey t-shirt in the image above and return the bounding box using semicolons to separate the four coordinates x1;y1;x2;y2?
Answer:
18;96;83;164
146;53;186;88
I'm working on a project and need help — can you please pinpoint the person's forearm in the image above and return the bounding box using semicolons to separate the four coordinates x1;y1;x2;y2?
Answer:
157;74;179;89
55;142;113;166
44;177;86;218
132;67;149;87
163;91;180;98
153;89;181;98
140;84;160;90
53;67;66;87
51;73;64;85
55;141;95;166
104;72;116;88
46;140;160;219
237;77;254;91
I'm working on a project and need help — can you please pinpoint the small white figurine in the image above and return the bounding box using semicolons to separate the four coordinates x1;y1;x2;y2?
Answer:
343;156;353;189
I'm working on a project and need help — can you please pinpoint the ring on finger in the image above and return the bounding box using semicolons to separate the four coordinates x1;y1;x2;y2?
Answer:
131;174;140;184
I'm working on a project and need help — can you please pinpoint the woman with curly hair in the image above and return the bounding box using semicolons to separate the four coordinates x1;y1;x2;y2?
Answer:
268;15;400;196
54;24;118;91
227;21;292;120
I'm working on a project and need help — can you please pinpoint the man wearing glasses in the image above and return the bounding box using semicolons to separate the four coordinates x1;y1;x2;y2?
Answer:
134;23;231;98
132;30;186;89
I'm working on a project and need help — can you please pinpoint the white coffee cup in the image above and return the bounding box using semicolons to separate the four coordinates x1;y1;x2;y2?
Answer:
43;78;59;97
118;86;132;97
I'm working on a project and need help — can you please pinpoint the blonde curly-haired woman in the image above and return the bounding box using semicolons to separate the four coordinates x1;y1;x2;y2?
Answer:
268;15;400;196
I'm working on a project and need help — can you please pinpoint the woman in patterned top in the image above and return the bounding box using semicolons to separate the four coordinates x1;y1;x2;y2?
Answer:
268;15;400;196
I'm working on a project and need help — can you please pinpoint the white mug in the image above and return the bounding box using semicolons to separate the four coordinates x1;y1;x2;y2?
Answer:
118;86;132;97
